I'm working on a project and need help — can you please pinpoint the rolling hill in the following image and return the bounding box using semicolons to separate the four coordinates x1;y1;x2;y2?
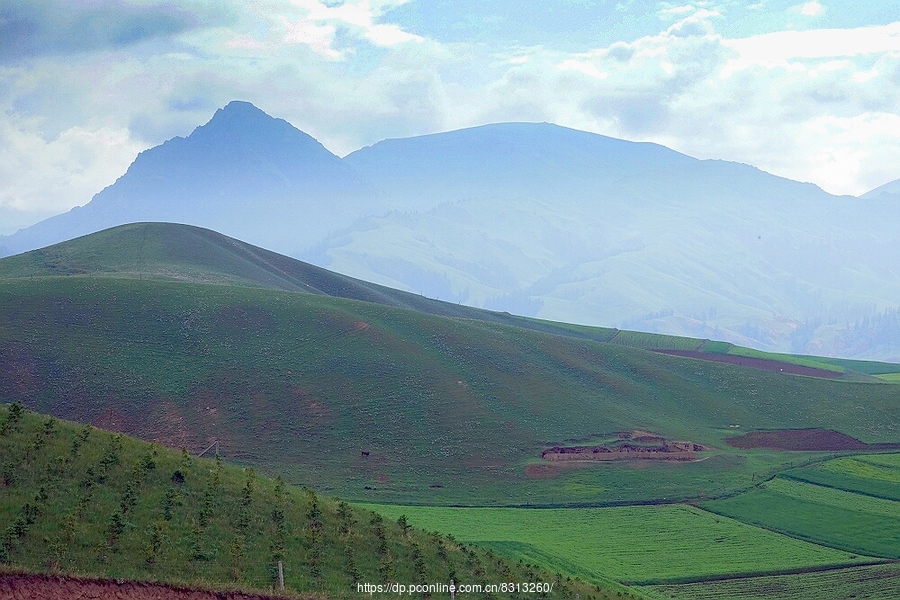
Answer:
1;224;898;509
3;102;898;359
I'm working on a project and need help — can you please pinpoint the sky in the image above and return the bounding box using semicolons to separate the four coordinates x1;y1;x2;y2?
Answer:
1;0;899;234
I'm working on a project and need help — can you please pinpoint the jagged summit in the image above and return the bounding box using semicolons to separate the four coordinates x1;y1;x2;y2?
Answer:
0;102;378;258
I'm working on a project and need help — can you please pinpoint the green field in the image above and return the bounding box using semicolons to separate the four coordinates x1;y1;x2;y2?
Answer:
361;504;869;586
703;475;900;558
607;330;703;351
644;563;900;599
784;455;900;501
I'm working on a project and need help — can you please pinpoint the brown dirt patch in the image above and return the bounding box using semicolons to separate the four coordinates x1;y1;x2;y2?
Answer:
91;406;140;434
524;463;563;478
726;429;900;451
148;401;193;450
542;434;708;462
0;573;293;600
653;350;842;378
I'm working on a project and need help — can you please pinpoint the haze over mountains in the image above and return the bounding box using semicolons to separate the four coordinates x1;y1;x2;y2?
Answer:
2;101;899;360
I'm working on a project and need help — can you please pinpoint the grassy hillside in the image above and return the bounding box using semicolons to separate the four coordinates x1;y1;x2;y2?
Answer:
0;222;619;343
0;404;614;599
5;222;894;380
2;273;898;506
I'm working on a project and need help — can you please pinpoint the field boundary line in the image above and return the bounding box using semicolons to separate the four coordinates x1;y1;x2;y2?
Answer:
781;471;900;502
621;558;899;587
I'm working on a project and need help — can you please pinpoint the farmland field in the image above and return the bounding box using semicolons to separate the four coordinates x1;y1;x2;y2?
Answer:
702;476;900;558
724;346;845;374
607;330;702;351
785;454;900;500
361;503;870;585
643;563;900;599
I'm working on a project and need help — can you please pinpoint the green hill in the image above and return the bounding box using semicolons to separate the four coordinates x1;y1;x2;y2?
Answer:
3;222;897;380
0;403;613;599
1;231;898;506
0;222;625;344
3;223;899;597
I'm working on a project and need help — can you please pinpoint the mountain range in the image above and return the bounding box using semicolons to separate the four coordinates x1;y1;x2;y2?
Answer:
2;101;898;360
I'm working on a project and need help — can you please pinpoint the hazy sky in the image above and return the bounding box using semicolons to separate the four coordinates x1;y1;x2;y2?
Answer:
1;0;899;229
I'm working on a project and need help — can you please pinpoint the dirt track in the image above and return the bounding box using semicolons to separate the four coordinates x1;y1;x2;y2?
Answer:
0;573;296;600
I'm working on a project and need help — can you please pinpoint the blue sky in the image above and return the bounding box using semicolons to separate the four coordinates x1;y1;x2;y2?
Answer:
1;0;899;233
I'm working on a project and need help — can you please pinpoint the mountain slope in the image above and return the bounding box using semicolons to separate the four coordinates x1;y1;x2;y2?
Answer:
325;127;900;360
0;101;378;258
862;178;900;199
343;121;696;209
9;222;897;378
2;266;897;506
0;222;623;340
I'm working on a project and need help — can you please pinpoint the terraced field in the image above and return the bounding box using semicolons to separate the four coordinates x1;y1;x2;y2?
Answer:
703;457;900;559
785;455;900;500
361;504;870;586
644;563;900;599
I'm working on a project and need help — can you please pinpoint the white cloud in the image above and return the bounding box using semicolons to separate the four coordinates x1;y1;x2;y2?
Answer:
290;0;423;47
0;119;142;213
725;22;900;62
279;15;342;58
799;1;826;17
2;0;899;217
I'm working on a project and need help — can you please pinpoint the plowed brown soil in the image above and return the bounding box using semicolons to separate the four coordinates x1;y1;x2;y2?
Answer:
653;350;842;378
0;573;297;600
726;428;900;451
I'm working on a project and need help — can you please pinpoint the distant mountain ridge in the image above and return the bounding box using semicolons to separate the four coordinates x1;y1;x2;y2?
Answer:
2;102;899;359
862;178;900;199
0;101;379;257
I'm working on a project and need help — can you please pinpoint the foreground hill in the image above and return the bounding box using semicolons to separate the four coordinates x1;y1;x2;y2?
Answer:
0;404;611;599
1;226;898;508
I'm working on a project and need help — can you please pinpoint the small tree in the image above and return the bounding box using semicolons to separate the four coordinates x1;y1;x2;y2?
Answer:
0;401;24;435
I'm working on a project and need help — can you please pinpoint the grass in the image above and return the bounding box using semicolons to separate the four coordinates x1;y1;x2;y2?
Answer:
782;454;900;501
3;273;899;507
702;476;900;558
360;503;869;586
0;404;612;599
606;331;703;351
642;563;900;599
